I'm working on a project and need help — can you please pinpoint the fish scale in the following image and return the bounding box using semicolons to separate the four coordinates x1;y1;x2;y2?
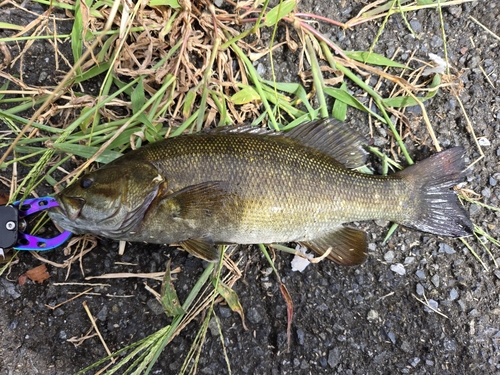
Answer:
49;119;473;266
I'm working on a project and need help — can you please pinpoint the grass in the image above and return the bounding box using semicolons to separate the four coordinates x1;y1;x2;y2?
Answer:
0;0;496;373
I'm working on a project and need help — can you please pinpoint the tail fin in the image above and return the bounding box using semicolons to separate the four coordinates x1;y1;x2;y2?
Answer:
397;147;473;237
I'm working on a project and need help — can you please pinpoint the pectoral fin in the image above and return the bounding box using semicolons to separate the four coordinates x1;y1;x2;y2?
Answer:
180;237;220;262
300;227;368;266
167;181;230;219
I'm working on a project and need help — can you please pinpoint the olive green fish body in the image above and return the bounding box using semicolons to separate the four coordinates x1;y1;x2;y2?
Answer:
127;134;408;244
49;119;472;265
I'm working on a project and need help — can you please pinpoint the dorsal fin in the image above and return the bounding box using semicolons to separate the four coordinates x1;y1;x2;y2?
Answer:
284;118;369;169
204;125;278;136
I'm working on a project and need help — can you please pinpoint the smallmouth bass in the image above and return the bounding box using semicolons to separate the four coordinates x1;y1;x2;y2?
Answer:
48;119;473;265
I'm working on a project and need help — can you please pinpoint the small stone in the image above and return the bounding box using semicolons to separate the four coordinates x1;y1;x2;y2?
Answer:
469;308;479;316
390;263;406;275
489;176;497;186
431;275;440;288
409;19;422;33
494;270;500;280
53;308;65;317
410;357;421;367
59;330;67;340
450;288;459;301
319;357;327;367
404;257;415;264
208;317;218;336
9;320;18;330
367;310;379;321
424;299;439;313
256;63;266;76
296;329;305;345
375;220;389;227
384;251;395;262
469;204;481;216
218;307;232;318
438;243;456;254
0;279;21;299
388;331;396;344
247;307;263;324
96;306;108;322
477;137;490;147
328;348;341;368
401;340;411;352
146;299;164;316
416;283;424;296
482;187;491;198
416;270;426;279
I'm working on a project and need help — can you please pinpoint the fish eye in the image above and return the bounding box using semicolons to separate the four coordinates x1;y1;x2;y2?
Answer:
80;178;94;189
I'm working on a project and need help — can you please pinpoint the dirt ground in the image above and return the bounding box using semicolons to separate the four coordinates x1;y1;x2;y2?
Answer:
1;1;499;374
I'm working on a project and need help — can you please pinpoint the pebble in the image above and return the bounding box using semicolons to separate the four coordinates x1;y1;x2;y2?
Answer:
431;36;443;48
438;243;456;254
296;329;305;345
424;299;439;313
9;320;18;330
410;357;421;367
404;257;415;264
38;71;48;82
450;288;459;301
0;279;21;299
416;283;424;296
482;187;491;199
218;306;232;318
367;310;379;321
247;307;263;324
416;270;426;279
208;317;218;336
431;275;440;288
53;308;65;317
469;204;481;216
390;263;406;275
96;306;108;321
328;348;341;368
409;19;422;33
490;176;497;186
469;308;479;316
477;137;491;147
146;299;164;316
494;270;500;280
384;251;395;262
256;63;266;76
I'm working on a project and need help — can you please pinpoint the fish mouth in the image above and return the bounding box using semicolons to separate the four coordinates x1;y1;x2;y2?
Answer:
55;196;85;221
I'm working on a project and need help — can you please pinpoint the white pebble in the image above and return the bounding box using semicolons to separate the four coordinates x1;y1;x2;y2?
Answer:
390;263;406;275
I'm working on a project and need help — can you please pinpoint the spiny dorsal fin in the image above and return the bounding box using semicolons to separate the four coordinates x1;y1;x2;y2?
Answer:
300;227;368;266
284;118;369;169
204;125;278;136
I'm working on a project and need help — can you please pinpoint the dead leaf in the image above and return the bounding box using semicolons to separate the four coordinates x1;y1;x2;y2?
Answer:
25;264;50;283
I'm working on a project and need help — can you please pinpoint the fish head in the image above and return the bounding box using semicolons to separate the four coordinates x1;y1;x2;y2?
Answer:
49;161;164;236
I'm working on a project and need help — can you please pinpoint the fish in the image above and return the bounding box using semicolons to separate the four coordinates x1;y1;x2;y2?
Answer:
48;119;473;266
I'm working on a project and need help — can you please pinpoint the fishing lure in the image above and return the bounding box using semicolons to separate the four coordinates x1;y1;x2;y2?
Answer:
0;196;72;257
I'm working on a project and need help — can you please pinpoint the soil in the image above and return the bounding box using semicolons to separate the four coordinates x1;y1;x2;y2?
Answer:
1;1;499;374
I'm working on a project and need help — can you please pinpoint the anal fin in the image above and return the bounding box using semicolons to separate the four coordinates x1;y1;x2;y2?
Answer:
300;227;368;266
180;237;220;263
